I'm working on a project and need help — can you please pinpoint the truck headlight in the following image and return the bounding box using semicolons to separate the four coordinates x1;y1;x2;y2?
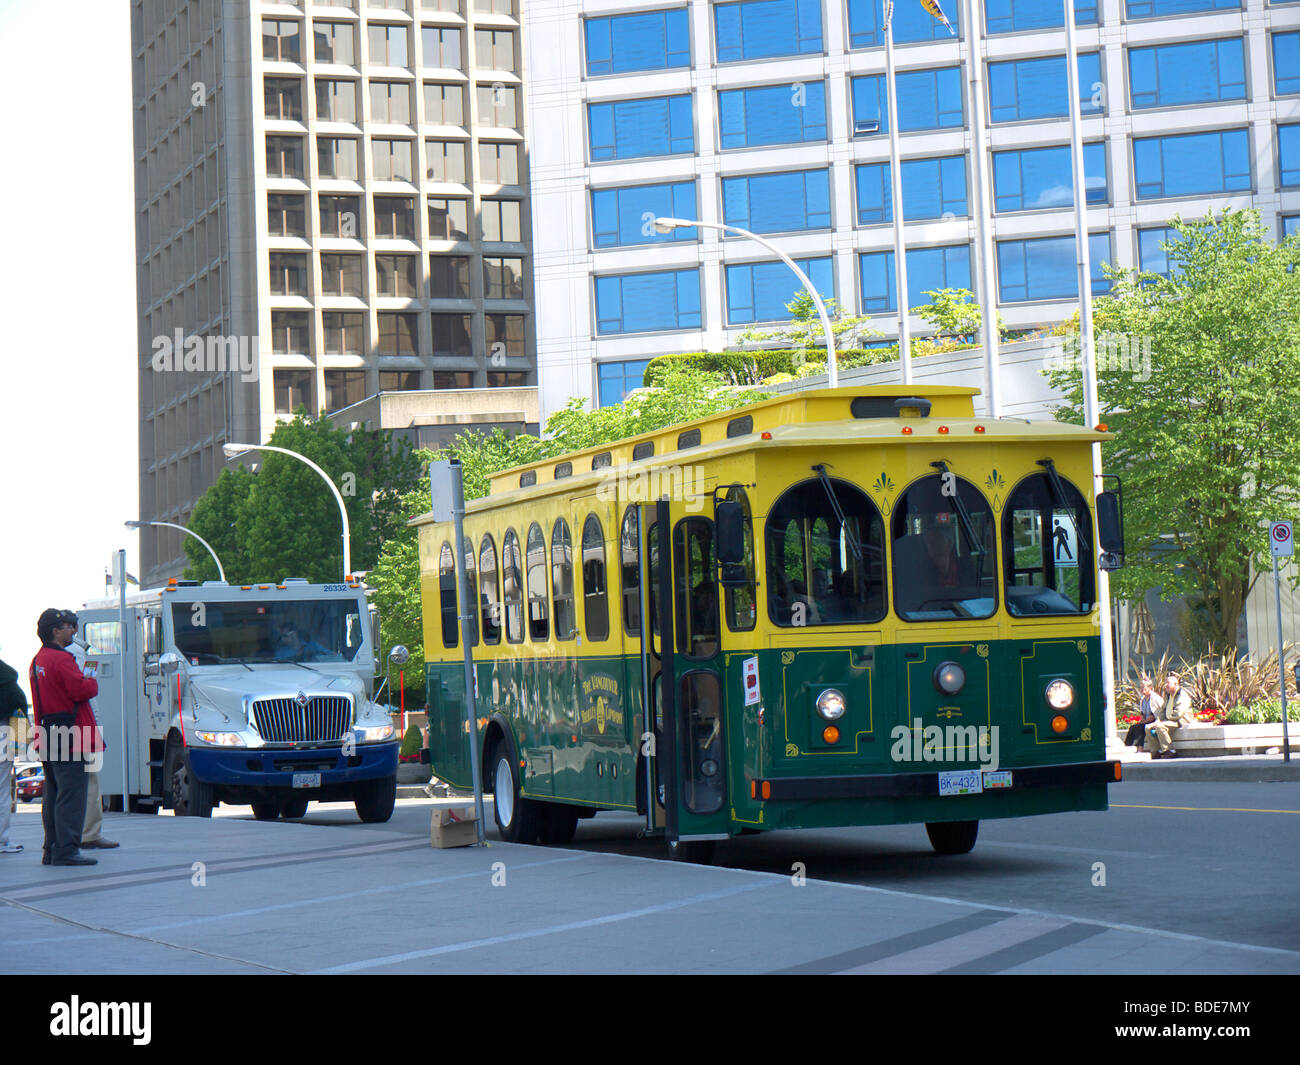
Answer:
359;725;395;742
816;689;846;721
195;731;246;746
1045;679;1075;710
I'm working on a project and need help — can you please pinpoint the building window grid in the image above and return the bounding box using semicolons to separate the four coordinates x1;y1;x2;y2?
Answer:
1128;39;1247;110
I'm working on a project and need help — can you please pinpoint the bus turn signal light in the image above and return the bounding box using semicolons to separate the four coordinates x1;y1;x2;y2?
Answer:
822;725;841;744
1051;715;1069;734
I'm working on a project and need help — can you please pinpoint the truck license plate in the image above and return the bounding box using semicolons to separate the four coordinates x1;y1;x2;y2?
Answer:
292;773;321;789
938;769;983;796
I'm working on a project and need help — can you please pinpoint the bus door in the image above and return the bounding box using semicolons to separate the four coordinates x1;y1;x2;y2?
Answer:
642;497;730;845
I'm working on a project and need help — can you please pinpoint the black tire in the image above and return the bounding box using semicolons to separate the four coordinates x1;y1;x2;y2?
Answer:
280;798;309;819
667;838;716;864
251;802;280;821
538;803;579;845
926;819;979;855
167;743;215;818
489;741;542;843
354;775;396;823
127;796;158;814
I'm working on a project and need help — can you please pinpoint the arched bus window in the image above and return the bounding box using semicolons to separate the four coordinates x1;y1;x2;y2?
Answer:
502;528;524;643
438;541;458;648
766;479;886;627
461;536;479;646
891;474;997;621
551;518;576;640
621;505;640;635
723;486;757;632
479;534;502;645
525;522;549;640
1003;471;1095;616
581;514;609;641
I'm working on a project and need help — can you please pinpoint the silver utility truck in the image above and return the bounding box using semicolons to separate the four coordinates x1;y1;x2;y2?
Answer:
77;578;399;821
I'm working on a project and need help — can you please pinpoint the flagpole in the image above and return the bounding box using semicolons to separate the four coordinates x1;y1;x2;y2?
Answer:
962;0;1002;418
883;0;912;383
1064;0;1118;748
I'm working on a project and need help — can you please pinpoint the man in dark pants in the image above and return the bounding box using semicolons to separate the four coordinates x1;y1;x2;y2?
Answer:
30;609;100;866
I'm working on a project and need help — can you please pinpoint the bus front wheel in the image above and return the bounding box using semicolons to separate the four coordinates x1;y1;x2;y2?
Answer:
926;820;979;855
491;743;542;844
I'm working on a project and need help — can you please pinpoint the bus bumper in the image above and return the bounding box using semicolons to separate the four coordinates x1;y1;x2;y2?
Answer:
187;741;399;790
750;760;1120;801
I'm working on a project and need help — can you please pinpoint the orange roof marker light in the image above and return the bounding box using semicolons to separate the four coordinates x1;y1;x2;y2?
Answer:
901;426;913;435
974;425;986;433
761;431;772;440
938;425;950;434
1095;423;1109;432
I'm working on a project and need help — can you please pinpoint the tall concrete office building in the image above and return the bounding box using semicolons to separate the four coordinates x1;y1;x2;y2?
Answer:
131;0;535;585
521;0;1300;420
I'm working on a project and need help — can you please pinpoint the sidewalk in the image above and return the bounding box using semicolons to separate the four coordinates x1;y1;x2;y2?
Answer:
1109;747;1300;782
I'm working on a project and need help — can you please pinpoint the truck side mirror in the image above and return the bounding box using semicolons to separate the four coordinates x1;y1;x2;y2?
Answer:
389;645;410;667
158;652;183;675
1096;490;1124;570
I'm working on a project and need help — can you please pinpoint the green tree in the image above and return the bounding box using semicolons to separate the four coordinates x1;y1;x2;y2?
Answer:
737;290;878;361
911;288;1003;340
186;466;255;582
1044;209;1300;654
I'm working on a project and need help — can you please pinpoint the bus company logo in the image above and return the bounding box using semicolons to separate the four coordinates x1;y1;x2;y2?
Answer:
890;720;1000;771
49;997;151;1045
580;674;623;735
596;464;707;512
151;329;260;382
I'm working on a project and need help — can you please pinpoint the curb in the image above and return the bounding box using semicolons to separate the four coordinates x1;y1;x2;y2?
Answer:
1120;759;1300;782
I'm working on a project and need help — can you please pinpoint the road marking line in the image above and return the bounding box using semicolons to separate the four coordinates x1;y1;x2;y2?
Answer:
1112;804;1300;814
936;921;1108;975
845;915;1072;975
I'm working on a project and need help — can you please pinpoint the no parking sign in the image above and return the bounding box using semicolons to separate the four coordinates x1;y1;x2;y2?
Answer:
1270;521;1293;558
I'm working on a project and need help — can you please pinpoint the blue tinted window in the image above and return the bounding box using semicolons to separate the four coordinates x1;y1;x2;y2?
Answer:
722;169;831;233
996;233;1112;302
1132;129;1251;198
858;245;972;313
1283;215;1300;238
719;82;826;148
726;257;834;323
591;182;697;248
1276;33;1300;95
855;157;968;224
585;9;690;76
595;269;701;334
992;143;1107;211
1129;40;1245;109
1126;0;1239;18
988;54;1104;123
588;96;693;161
851;67;964;134
986;0;1097;33
847;0;958;47
715;0;823;63
597;360;652;406
1282;125;1300;186
1137;226;1180;277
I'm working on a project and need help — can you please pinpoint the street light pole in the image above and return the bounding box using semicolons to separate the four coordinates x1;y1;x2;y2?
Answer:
223;442;352;579
652;217;839;388
125;520;227;583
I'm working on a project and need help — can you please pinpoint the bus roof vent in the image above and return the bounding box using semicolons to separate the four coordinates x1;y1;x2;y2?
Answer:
591;451;613;470
851;396;933;418
726;415;754;438
520;470;537;488
554;461;573;479
677;428;701;450
632;441;655;461
174;579;200;587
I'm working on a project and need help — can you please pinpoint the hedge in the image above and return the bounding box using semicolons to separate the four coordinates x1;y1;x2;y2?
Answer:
642;342;978;387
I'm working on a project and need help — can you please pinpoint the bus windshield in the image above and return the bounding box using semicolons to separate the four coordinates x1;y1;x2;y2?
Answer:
171;599;366;664
892;474;997;621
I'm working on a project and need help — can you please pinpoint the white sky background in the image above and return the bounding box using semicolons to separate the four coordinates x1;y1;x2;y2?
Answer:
0;0;138;694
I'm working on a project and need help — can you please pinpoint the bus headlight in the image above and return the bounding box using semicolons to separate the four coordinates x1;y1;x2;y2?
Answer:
1045;679;1075;710
816;689;846;721
195;731;246;746
934;661;966;695
359;725;395;742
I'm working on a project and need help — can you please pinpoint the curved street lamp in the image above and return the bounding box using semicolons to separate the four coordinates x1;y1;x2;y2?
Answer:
125;520;226;583
222;442;351;580
652;216;839;388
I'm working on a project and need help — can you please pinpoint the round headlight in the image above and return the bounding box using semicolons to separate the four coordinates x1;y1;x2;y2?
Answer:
1045;679;1075;710
934;661;966;695
816;688;846;721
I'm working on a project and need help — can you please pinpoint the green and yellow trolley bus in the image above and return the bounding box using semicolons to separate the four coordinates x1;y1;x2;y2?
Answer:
414;386;1124;861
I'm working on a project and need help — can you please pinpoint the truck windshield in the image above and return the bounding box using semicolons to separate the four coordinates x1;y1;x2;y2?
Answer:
171;600;365;664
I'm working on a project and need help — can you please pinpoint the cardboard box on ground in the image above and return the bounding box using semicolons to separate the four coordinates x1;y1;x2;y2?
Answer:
430;805;479;848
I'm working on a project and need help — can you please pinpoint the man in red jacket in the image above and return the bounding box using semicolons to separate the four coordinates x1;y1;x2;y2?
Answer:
30;609;101;866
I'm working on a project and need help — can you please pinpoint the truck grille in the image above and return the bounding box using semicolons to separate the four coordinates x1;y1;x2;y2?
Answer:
251;696;353;744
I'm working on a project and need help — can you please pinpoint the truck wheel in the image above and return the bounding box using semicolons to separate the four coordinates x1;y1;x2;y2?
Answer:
926;820;979;855
280;798;308;819
168;746;215;818
490;741;541;844
251;802;280;821
354;775;396;823
538;803;578;845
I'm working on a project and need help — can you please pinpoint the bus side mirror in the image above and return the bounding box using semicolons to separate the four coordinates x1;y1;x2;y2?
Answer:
715;500;745;566
1097;490;1124;570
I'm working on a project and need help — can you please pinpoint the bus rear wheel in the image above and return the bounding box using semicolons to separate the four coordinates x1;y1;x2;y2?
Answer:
926;820;979;855
491;743;541;844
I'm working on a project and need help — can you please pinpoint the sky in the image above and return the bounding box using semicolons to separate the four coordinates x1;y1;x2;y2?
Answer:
0;0;138;693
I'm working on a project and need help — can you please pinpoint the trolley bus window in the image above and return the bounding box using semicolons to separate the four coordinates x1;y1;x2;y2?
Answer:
462;536;479;646
525;522;550;641
892;475;997;620
479;534;502;645
1003;472;1094;615
503;529;524;643
723;487;757;632
766;479;886;626
674;518;718;660
621;505;640;636
680;670;724;814
551;518;577;640
581;514;610;641
439;540;458;648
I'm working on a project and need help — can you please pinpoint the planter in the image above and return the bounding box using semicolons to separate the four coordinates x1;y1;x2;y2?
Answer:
1172;723;1298;756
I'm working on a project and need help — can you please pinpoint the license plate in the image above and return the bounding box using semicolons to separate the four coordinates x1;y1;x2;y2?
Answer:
983;770;1013;789
292;773;321;789
938;769;983;796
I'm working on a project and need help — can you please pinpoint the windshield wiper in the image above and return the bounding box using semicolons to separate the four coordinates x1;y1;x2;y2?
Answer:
811;464;863;565
1037;459;1092;561
929;461;986;560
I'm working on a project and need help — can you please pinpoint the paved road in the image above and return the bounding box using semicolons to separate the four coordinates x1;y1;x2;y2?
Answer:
0;783;1296;974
